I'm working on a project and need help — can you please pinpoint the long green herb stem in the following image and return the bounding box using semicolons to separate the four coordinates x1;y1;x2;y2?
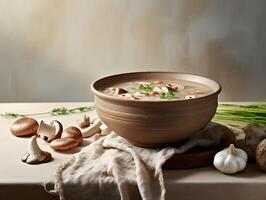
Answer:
0;106;95;118
213;104;266;127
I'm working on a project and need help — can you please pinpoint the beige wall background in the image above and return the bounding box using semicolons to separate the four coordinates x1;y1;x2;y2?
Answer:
0;0;265;102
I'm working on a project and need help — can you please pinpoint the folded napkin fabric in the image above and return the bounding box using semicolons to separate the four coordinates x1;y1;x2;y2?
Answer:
48;133;176;200
46;122;234;200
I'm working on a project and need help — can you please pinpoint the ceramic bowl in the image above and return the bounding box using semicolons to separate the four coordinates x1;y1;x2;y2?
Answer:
91;72;221;148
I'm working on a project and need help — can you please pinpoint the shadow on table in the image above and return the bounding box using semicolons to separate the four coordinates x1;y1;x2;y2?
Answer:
0;184;58;200
163;163;264;182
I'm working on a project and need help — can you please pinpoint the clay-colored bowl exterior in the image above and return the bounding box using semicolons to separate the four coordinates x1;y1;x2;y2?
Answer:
91;72;221;148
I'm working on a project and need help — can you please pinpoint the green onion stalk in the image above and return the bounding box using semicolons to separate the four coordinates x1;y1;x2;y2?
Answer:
213;104;266;127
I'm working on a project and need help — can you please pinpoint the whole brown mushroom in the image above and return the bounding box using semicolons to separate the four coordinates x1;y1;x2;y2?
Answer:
50;137;80;151
256;138;266;172
10;117;39;137
242;124;266;161
61;126;83;145
50;126;83;151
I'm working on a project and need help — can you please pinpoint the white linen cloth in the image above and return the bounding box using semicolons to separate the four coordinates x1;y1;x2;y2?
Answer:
46;122;233;200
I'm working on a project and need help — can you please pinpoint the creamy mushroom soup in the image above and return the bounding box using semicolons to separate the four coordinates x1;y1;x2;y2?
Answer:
101;80;213;101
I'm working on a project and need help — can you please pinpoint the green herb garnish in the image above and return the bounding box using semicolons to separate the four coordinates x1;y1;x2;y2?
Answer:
139;84;153;95
0;112;23;118
0;106;95;118
160;91;175;99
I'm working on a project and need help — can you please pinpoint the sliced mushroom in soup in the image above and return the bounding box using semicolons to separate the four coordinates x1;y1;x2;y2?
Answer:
100;79;213;101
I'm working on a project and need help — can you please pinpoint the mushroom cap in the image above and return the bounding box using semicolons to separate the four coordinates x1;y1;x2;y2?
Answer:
256;138;266;172
11;117;39;137
62;126;83;144
210;124;236;147
50;137;80;151
243;124;266;143
242;123;266;162
242;144;256;162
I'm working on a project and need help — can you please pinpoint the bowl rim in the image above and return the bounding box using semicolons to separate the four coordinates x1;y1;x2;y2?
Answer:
91;71;222;103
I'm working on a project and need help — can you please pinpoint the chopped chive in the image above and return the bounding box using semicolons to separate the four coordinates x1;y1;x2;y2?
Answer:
160;91;175;99
139;84;153;95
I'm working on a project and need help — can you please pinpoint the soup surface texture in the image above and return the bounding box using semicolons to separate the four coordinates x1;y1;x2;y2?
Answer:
100;79;213;101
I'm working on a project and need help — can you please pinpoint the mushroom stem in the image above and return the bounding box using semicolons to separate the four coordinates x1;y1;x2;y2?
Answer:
28;136;43;156
79;114;91;128
81;119;102;138
21;135;52;164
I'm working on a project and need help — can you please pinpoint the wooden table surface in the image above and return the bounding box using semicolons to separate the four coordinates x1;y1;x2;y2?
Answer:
0;102;265;200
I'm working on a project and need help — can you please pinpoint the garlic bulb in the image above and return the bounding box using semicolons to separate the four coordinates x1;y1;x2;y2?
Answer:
213;144;248;174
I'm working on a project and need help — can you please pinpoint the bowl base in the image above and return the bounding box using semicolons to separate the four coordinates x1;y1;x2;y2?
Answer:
162;146;222;170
